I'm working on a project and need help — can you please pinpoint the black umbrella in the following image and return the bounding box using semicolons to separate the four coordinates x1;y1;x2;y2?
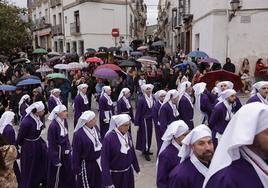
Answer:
11;58;29;65
86;48;96;54
98;47;108;52
48;56;61;62
95;52;107;58
118;60;137;67
148;50;160;55
108;47;119;53
114;55;125;60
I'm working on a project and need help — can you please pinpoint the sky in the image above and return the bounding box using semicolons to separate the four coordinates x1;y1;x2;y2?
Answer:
9;0;158;25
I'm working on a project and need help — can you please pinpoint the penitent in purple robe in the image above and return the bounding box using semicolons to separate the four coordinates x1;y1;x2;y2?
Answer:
135;95;154;153
159;102;178;137
169;158;205;188
19;102;28;121
47;119;75;188
157;144;181;188
48;96;62;113
101;131;140;188
117;97;134;122
74;94;89;128
99;95;114;138
247;94;262;104
205;157;264;188
178;95;194;130
232;97;242;113
2;124;21;185
209;102;229;147
17;115;48;188
152;101;162;154
72;126;102;188
200;93;214;122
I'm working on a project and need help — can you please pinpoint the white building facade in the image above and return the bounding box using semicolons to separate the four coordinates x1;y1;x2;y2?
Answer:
63;0;147;55
191;0;268;68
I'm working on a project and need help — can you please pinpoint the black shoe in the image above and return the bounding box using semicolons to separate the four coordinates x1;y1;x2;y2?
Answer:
144;154;151;161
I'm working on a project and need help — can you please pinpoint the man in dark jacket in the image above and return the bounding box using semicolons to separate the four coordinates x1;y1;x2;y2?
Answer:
223;58;236;73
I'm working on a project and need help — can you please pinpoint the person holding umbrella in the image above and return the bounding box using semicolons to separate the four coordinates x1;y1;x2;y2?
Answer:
74;84;89;128
47;105;75;188
72;111;102;188
17;101;48;188
99;86;114;138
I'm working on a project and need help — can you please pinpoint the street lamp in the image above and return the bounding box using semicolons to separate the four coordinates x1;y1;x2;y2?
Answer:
229;0;241;22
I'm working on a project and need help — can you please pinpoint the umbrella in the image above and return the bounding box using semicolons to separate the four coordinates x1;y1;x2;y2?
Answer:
11;58;30;65
32;48;48;55
85;48;96;54
183;60;198;73
118;60;137;67
130;51;143;57
48;56;62;62
54;64;68;70
201;57;220;64
148;50;160;55
113;55;125;60
173;63;185;69
16;79;41;86
108;47;119;53
93;68;118;79
98;47;108;52
95;52;108;58
36;66;53;73
152;40;165;47
47;73;66;79
96;64;122;71
120;45;133;52
17;75;41;83
67;62;83;70
188;50;209;58
137;46;148;51
48;52;61;58
0;85;17;91
200;70;243;91
137;56;157;65
86;57;103;63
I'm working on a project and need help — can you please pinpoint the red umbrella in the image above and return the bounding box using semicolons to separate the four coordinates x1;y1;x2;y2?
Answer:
200;70;243;91
86;57;103;63
96;64;122;72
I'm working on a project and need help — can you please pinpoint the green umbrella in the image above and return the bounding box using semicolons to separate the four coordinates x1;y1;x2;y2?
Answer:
47;73;66;79
32;48;48;55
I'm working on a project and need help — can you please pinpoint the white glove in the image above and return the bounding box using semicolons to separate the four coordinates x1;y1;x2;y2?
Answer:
103;119;109;123
64;150;70;155
106;185;115;188
55;163;62;167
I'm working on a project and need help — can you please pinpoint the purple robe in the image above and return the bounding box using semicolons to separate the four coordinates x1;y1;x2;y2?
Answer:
178;95;194;130
2;124;20;185
48;96;62;113
209;102;229;147
157;144;181;188
169;158;205;188
17;115;47;188
99;95;114;138
200;93;214;122
152;101;162;154
47;119;75;188
117;98;134;122
134;95;154;152
72;126;102;188
74;94;89;128
232;97;242;113
247;94;262;104
101;131;140;188
19;102;28;121
159;102;178;137
205;157;264;188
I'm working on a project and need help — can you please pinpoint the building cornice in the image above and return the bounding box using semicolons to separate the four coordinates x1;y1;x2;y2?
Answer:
63;0;132;11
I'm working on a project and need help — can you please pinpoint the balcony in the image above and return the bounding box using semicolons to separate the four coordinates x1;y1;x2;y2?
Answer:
52;24;63;36
32;17;51;31
50;0;61;8
70;22;80;35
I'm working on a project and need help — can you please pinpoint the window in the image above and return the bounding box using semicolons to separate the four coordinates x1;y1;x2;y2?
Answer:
72;41;77;53
195;33;200;50
78;41;84;55
53;15;56;26
74;11;80;32
58;13;62;25
66;42;70;52
65;16;67;24
54;41;58;52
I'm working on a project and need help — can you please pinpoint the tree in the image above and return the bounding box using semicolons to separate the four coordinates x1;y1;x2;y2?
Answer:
0;0;31;53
